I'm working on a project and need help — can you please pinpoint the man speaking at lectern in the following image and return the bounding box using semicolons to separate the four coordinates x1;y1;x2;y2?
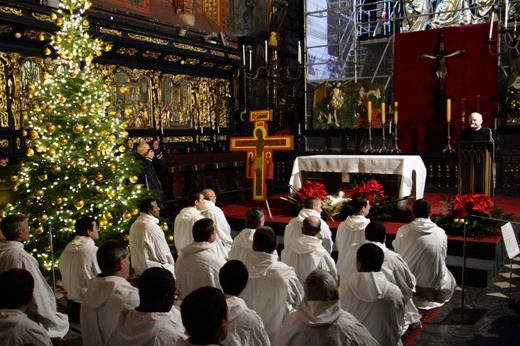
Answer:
458;112;492;142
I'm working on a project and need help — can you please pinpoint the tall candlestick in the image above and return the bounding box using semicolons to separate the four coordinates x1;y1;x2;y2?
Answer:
394;101;398;124
368;101;372;122
298;41;302;64
489;11;494;40
446;98;451;122
242;45;246;66
505;0;509;29
249;48;252;70
381;102;386;125
265;40;268;62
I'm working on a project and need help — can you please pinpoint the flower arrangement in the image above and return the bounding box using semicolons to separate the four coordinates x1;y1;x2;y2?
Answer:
281;180;329;212
349;179;404;220
434;193;515;238
351;179;386;204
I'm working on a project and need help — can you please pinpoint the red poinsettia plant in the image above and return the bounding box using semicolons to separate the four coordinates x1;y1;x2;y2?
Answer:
452;193;494;218
281;180;330;214
351;179;387;204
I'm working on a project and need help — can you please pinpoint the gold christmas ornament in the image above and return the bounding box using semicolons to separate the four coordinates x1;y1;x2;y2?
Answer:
101;131;108;137
99;218;108;227
124;234;130;241
9;175;18;182
59;137;68;145
35;226;44;234
55;36;62;44
121;131;129;139
27;93;34;99
65;34;72;41
43;72;50;79
24;199;30;206
86;1;92;9
98;143;108;152
34;189;44;197
18;161;25;168
31;103;40;111
105;44;113;52
117;184;124;191
73;124;83;134
123;211;132;220
93;103;102;110
131;208;139;216
86;153;95;162
85;33;90;39
35;146;44;153
109;164;116;172
44;48;51;55
26;83;35;92
37;174;48;181
129;175;138;184
167;235;174;243
51;164;61;174
21;129;27;137
83;20;90;27
119;86;128;94
38;33;45;41
69;70;76;77
66;160;76;167
28;130;39;140
107;188;116;198
108;109;117;117
50;12;57;20
59;95;66;103
96;51;102;57
55;196;63;204
74;199;85;209
26;148;34;157
55;18;63;26
161;222;169;232
45;104;53;112
46;148;56;157
124;108;133;116
109;135;116;142
118;145;126;153
95;172;103;181
46;123;56;134
79;104;88;113
38;213;48;223
78;175;88;184
104;211;113;220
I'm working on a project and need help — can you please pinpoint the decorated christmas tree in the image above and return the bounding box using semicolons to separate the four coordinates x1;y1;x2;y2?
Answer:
4;0;151;272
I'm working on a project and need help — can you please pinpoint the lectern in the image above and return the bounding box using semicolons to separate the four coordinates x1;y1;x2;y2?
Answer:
457;141;494;196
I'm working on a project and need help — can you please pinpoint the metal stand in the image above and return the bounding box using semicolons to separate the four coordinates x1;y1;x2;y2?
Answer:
451;220;472;324
443;121;454;153
392;122;401;153
264;199;273;219
380;122;388;153
365;120;374;153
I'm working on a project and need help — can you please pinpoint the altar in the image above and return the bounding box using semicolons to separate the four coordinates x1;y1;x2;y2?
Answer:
289;155;427;204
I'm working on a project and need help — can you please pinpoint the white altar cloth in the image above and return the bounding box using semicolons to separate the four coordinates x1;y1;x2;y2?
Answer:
289;155;427;201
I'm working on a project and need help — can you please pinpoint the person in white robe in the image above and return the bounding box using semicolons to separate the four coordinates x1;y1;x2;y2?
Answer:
219;260;270;346
174;191;205;252
281;215;337;284
341;243;405;346
392;199;456;309
201;188;233;259
284;196;333;253
179;286;228;345
336;195;370;284
0;214;69;339
129;198;175;276
106;267;186;345
228;207;266;263
0;268;53;346
339;220;422;332
59;216;100;322
276;270;378;346
175;219;226;299
242;226;304;343
80;240;139;346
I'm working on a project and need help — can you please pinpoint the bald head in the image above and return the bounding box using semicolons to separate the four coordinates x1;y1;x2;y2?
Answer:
469;112;483;130
202;189;217;203
302;216;321;236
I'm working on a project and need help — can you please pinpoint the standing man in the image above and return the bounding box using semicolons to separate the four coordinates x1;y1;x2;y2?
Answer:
129;198;175;276
458;112;493;141
59;217;100;323
201;188;233;259
0;214;69;338
136;141;166;211
174;191;205;252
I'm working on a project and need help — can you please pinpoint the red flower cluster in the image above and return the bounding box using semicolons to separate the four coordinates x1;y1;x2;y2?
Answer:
453;193;494;218
296;180;329;202
351;179;386;204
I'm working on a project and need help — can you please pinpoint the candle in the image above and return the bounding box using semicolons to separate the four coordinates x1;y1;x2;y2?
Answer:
505;0;509;29
367;101;372;122
298;41;302;64
489;11;494;40
461;98;466;123
446;99;451;122
249;48;252;70
217;126;220;134
394;101;398;124
381;102;386;125
242;45;246;66
265;40;268;62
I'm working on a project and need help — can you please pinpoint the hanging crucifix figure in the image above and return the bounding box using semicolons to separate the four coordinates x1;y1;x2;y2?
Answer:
419;32;467;90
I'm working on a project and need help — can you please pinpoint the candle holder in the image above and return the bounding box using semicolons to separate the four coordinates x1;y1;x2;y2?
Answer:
443;121;455;153
391;123;401;153
379;122;388;153
365;120;374;153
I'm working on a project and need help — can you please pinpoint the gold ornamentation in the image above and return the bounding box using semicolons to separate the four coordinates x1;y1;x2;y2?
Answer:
0;6;22;16
210;50;225;57
143;51;161;59
163;136;193;143
116;47;139;56
202;61;216;68
100;27;122;36
128;33;168;45
32;12;53;23
0;139;8;147
163;55;181;63
218;65;233;70
173;43;206;53
0;25;12;34
185;58;200;65
229;53;241;61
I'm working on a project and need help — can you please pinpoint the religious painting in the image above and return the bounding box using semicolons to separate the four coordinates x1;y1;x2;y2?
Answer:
506;57;520;126
312;82;385;130
159;76;192;129
114;71;153;129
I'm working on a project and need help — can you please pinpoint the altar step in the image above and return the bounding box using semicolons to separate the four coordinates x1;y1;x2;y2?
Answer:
446;256;499;288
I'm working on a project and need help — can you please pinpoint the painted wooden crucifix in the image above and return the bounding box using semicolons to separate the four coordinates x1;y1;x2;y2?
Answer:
230;109;293;201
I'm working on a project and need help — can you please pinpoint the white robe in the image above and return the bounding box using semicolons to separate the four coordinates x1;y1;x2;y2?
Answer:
338;241;421;331
58;235;100;303
0;241;69;338
281;235;337;284
80;275;140;346
341;271;405;346
228;228;278;264
283;208;333;253
241;251;304;344
336;215;370;285
105;307;186;346
175;242;226;299
275;300;378;346
201;200;233;259
222;295;270;346
0;309;53;346
173;206;204;252
129;213;175;276
392;218;456;308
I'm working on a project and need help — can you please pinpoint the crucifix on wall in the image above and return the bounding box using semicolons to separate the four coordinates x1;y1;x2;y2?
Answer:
230;109;293;202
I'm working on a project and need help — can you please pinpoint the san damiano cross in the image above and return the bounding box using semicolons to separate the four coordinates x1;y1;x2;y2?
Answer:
230;109;293;202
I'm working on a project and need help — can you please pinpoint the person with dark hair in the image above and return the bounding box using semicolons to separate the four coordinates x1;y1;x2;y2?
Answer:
219;260;269;346
0;268;53;345
393;198;456;308
106;267;186;345
150;139;166;176
201;188;233;259
80;240;139;346
276;270;377;346
241;226;303;343
283;196;333;254
129;198;175;276
174;191;206;252
58;216;100;322
228;207;269;263
336;195;371;288
339;220;422;332
180;286;228;345
281;215;337;283
175;218;226;299
341;243;405;346
0;214;69;338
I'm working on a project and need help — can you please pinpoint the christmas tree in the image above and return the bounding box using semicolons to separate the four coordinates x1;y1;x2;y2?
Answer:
5;0;151;272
